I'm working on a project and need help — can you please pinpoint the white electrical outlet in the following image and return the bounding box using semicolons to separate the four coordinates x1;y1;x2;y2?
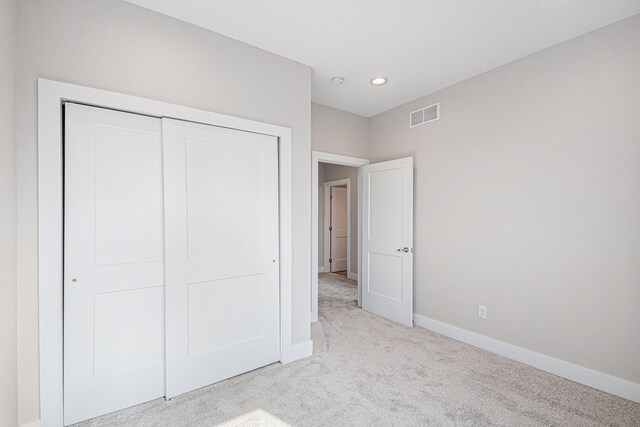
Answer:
478;305;487;319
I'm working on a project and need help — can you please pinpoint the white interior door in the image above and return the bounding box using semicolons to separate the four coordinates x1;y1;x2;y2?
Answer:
330;187;348;272
361;157;414;326
64;104;165;425
162;118;280;399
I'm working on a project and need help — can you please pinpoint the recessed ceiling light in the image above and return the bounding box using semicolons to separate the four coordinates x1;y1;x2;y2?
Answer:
330;77;345;86
370;77;388;86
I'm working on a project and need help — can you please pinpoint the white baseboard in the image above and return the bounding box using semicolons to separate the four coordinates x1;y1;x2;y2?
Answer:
413;313;640;403
290;340;314;362
318;266;325;273
347;272;358;281
21;420;41;427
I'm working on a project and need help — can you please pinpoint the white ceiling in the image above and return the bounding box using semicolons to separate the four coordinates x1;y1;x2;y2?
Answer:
125;0;640;117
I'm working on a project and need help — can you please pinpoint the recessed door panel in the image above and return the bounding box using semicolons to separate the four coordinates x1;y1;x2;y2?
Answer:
368;252;403;301
64;103;165;425
93;125;164;266
368;168;404;242
188;275;267;356
185;137;265;259
93;287;164;375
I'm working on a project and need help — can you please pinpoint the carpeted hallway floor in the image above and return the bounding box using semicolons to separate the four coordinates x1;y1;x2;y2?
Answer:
77;272;640;426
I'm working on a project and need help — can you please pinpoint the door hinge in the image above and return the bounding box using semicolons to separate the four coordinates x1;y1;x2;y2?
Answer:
330;195;333;199
329;258;332;263
329;226;332;231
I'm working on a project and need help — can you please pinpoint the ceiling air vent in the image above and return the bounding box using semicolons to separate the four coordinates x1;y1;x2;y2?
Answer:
409;103;439;128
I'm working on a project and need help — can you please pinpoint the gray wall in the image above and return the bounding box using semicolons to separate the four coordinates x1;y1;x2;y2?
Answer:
0;0;18;425
319;163;360;276
311;102;369;158
17;0;311;424
369;15;640;384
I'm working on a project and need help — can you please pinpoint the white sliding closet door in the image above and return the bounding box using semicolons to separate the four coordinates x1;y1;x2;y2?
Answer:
64;104;165;425
162;118;280;398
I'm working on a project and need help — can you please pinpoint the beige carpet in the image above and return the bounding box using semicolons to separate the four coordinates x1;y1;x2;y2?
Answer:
77;273;640;426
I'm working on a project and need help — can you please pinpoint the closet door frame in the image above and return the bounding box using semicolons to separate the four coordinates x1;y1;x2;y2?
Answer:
37;78;295;427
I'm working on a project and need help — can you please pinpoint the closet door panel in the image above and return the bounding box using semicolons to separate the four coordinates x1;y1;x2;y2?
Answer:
163;118;280;399
64;103;165;425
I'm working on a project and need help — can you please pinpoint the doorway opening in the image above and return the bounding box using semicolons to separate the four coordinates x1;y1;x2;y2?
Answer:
311;152;369;322
311;151;415;327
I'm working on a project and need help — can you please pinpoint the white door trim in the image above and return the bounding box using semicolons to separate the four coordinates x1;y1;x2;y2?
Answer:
38;79;294;426
322;179;351;274
413;313;640;403
311;151;369;322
